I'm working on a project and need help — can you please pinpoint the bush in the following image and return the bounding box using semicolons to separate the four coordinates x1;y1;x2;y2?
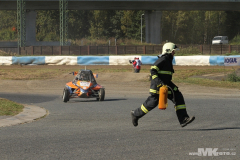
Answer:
230;34;240;45
0;28;17;41
226;70;240;82
225;50;240;56
71;38;151;46
175;46;202;56
0;50;16;56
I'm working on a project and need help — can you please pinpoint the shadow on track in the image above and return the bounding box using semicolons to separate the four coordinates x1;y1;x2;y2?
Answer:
148;127;240;132
65;98;127;103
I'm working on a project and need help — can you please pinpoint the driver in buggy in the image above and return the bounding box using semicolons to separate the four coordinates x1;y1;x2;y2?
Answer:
67;70;97;95
75;72;87;81
72;70;97;84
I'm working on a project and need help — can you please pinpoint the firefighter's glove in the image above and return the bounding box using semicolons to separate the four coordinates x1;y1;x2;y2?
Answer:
157;83;163;88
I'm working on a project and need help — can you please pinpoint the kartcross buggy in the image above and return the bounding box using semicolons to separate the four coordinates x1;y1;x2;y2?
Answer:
62;69;105;102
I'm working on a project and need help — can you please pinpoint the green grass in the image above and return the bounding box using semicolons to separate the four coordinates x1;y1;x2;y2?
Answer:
181;78;240;89
0;98;24;116
172;67;240;89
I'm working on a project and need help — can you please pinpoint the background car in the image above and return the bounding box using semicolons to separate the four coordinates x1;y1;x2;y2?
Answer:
212;36;228;45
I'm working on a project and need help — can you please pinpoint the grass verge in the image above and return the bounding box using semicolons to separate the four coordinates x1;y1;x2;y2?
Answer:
179;78;240;89
0;98;24;116
172;67;240;89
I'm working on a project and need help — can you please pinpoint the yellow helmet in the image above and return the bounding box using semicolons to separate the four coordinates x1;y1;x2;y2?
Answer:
162;42;179;54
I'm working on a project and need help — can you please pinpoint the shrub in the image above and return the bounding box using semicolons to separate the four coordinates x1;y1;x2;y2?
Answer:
226;70;240;82
0;28;17;41
225;50;240;56
175;46;202;56
230;34;240;45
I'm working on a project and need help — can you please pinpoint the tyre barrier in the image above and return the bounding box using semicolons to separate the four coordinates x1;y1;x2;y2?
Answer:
0;55;240;66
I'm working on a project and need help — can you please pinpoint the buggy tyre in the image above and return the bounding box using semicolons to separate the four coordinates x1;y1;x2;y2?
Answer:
63;88;70;102
98;88;105;101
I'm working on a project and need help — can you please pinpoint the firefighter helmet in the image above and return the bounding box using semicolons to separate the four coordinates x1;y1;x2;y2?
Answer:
162;42;179;54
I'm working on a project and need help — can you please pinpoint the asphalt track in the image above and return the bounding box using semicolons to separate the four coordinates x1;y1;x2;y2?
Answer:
0;75;240;159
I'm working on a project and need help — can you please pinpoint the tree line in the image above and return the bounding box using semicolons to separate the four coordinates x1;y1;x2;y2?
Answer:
0;10;240;44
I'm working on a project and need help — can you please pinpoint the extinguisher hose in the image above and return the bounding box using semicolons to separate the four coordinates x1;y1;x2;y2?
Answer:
167;86;176;106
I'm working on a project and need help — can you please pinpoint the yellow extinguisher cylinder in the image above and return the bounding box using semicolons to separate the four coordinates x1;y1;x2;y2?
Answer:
158;85;168;110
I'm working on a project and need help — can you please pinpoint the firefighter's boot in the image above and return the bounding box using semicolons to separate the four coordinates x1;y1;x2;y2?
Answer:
180;116;195;127
131;110;139;127
176;109;195;127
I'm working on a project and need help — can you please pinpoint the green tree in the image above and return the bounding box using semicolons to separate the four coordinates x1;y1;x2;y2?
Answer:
121;10;144;40
89;10;124;39
225;11;240;40
0;10;17;41
68;10;92;40
36;10;59;41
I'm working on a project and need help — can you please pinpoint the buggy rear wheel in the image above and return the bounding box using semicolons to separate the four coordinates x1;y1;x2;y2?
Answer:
97;88;105;101
63;88;70;102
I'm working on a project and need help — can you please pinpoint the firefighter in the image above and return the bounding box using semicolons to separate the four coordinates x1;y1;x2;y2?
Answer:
132;57;142;73
131;42;195;127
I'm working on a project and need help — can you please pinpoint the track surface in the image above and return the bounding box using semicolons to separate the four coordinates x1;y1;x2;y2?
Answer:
0;71;240;159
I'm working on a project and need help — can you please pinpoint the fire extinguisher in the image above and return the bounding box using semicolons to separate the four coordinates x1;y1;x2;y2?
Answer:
158;85;175;110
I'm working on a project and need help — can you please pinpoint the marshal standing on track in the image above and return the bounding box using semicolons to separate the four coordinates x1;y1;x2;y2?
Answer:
129;57;142;73
131;42;195;127
132;57;142;73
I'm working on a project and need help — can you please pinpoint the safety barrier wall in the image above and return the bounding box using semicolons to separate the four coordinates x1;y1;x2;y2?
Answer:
0;55;240;66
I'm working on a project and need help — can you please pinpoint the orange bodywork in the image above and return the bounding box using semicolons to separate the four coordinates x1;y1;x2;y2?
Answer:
65;70;103;99
66;80;103;98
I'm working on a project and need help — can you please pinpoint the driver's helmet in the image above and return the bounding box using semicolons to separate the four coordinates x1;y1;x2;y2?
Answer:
162;42;179;54
81;73;85;80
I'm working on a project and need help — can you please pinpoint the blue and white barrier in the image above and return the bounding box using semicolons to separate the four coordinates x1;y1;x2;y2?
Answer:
0;55;240;66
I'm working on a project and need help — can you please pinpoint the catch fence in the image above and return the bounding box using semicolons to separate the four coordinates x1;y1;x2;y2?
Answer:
1;45;239;55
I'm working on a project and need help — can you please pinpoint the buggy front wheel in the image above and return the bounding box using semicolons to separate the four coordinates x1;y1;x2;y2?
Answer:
63;88;70;102
97;88;105;101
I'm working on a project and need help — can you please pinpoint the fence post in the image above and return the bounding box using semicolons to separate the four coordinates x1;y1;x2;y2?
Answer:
51;46;53;55
143;46;146;54
40;46;42;55
210;45;211;55
79;46;81;55
221;44;222;55
88;45;90;55
97;46;98;55
32;46;34;55
115;46;118;55
229;45;231;53
59;46;62;55
200;45;203;54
